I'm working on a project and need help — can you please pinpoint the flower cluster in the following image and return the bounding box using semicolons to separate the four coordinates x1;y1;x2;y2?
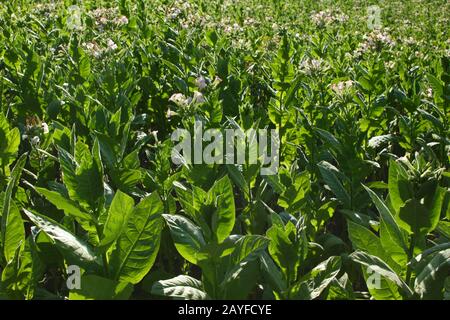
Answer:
311;9;349;27
300;57;329;76
88;7;128;30
32;2;58;18
82;38;118;58
167;90;206;118
354;29;395;56
22;116;49;146
331;80;354;99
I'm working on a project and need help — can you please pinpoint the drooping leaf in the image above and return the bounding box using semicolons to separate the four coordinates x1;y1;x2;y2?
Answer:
363;185;408;253
292;256;342;300
220;235;269;299
22;209;101;270
350;250;413;297
388;159;413;213
35;187;92;222
415;248;450;299
318;161;351;208
152;275;208;300
163;214;206;265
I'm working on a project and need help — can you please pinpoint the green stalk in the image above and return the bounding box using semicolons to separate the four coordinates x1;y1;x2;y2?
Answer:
95;222;109;277
405;235;416;286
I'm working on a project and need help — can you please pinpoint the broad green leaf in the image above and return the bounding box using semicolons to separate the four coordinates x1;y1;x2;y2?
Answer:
348;221;385;259
110;192;164;284
318;161;350;208
3;200;24;263
152;275;208;300
1;154;27;255
22;209;100;270
437;221;450;239
388;159;413;213
398;198;436;236
379;219;408;268
267;225;297;280
415;248;450;299
163;214;206;265
326;274;355;300
174;182;205;227
210;176;235;243
0;113;21;172
314;129;343;155
363;185;408;253
69;275;133;300
35;187;92;222
58;141;104;211
292;256;341;300
263;174;286;194
348;221;403;299
99;190;134;250
361;266;402;300
350;250;413;297
220;235;269;299
260;251;287;294
226;164;249;199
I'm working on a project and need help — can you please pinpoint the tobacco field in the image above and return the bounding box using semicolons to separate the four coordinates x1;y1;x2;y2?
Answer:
0;0;449;300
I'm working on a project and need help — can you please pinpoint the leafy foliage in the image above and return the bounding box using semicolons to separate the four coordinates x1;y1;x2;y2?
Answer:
0;0;448;300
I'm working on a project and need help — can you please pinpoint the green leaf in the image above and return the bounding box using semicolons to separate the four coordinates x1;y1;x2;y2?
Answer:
379;219;408;268
318;161;351;208
314;129;343;155
363;185;408;253
3;200;24;263
109;192;164;284
292;256;341;300
347;221;384;258
0;113;21;172
398;198;438;236
267;225;298;280
220;235;269;299
437;221;450;239
58;141;104;211
99;190;134;250
1;154;27;256
226;165;249;199
69;275;133;300
350;250;413;297
263;174;286;194
163;214;206;265
415;248;450;299
22;209;100;270
388;159;413;213
35;187;92;222
79;51;91;79
260;251;286;294
152;275;208;300
210;176;235;243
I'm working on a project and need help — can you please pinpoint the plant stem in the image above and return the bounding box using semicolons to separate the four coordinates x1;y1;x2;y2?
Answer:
405;235;416;286
95;223;109;277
